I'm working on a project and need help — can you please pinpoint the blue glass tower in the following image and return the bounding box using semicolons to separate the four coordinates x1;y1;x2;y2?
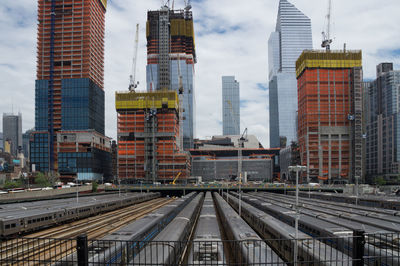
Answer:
268;0;312;147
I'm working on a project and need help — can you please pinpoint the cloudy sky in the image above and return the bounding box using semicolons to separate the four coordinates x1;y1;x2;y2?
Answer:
0;0;399;148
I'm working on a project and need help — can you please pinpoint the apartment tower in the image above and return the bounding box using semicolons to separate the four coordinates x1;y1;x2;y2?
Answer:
296;50;363;183
31;0;111;181
146;6;196;149
222;76;240;135
269;0;312;148
366;63;400;180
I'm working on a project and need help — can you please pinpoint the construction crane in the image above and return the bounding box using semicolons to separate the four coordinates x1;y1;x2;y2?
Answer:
128;23;139;92
170;172;182;185
184;0;192;10
321;0;333;51
177;54;184;150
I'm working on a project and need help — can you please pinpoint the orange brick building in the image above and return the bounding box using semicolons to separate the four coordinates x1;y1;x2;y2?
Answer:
296;51;363;183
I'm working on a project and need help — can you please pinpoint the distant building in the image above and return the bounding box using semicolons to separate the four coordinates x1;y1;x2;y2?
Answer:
366;63;400;181
30;0;110;182
222;76;240;135
268;0;312;148
191;135;279;182
0;132;3;151
296;50;363;183
22;129;34;161
2;113;22;157
146;6;196;150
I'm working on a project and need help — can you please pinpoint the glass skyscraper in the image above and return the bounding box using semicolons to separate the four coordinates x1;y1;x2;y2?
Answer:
222;76;240;135
268;0;312;147
2;113;22;157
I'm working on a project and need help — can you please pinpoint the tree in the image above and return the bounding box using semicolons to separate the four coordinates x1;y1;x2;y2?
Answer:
4;180;22;189
92;181;98;193
35;172;51;187
374;176;386;186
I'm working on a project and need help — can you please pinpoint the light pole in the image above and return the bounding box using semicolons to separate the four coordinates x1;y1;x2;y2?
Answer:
288;165;307;265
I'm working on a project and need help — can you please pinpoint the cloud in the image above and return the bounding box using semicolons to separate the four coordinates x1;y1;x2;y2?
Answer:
1;0;399;149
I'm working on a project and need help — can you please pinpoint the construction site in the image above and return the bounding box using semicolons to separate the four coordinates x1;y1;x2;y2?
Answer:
115;2;195;184
296;50;363;183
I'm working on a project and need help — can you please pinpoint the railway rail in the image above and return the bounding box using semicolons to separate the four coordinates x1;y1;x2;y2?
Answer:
0;197;172;265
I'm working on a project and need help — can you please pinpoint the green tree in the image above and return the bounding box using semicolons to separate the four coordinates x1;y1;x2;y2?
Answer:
374;176;386;186
4;180;22;189
92;181;98;193
35;172;51;187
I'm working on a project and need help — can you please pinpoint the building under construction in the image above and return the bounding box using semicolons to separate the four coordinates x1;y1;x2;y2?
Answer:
146;6;196;149
296;50;363;183
116;91;190;184
30;0;110;182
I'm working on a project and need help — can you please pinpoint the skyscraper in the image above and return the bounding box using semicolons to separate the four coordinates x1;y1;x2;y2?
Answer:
296;50;363;183
268;0;312;148
366;63;400;180
146;7;196;150
31;0;111;181
2;113;22;157
222;76;240;135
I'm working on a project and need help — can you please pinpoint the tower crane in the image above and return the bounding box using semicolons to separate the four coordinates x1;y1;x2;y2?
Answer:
184;0;192;10
321;0;333;51
128;23;139;92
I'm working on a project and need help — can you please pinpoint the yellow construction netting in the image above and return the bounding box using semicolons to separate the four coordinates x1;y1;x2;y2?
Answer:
296;50;362;78
115;91;179;110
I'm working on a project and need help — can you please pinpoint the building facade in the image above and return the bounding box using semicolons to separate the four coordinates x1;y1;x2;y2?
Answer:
30;0;110;181
296;50;363;183
268;0;312;148
366;63;400;181
146;7;196;150
2;113;22;157
115;91;190;183
222;76;240;135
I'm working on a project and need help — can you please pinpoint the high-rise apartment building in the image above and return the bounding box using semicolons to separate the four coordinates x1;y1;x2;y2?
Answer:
31;0;111;181
2;113;22;157
268;0;312;148
222;76;240;135
296;50;363;183
146;7;196;150
366;63;400;180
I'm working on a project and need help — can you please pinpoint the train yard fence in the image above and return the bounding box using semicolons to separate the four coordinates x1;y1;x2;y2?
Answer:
1;231;399;265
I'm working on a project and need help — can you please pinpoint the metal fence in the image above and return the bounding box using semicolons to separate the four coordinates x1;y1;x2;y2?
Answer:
1;232;400;265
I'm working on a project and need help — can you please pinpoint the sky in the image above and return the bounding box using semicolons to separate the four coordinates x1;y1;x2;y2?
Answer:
0;0;399;148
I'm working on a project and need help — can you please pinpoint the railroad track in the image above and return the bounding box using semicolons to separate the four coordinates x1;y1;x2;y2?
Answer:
0;197;174;265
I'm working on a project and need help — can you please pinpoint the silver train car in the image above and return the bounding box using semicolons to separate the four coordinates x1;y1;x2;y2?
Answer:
187;192;225;265
213;192;284;265
132;193;204;265
0;192;160;237
85;192;197;265
248;192;400;265
224;192;351;265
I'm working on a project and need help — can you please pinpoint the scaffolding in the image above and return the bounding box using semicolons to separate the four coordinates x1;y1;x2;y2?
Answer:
296;50;363;183
116;91;190;183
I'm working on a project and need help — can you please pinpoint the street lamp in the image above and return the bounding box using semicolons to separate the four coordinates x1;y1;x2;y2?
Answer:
288;165;307;265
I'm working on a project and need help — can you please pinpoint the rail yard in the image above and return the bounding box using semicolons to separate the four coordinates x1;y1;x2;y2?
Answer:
0;191;400;265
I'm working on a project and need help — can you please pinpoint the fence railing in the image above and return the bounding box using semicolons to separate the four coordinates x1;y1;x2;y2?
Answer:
1;232;400;265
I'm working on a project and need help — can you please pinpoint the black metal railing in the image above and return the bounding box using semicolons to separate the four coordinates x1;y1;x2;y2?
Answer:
1;232;400;265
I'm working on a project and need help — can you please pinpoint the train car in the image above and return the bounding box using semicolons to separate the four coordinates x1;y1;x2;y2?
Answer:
84;192;198;265
224;192;351;265
213;192;284;265
0;193;160;237
187;192;225;265
132;193;204;265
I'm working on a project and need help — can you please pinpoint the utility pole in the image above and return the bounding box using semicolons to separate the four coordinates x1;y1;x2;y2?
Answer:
288;165;307;265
